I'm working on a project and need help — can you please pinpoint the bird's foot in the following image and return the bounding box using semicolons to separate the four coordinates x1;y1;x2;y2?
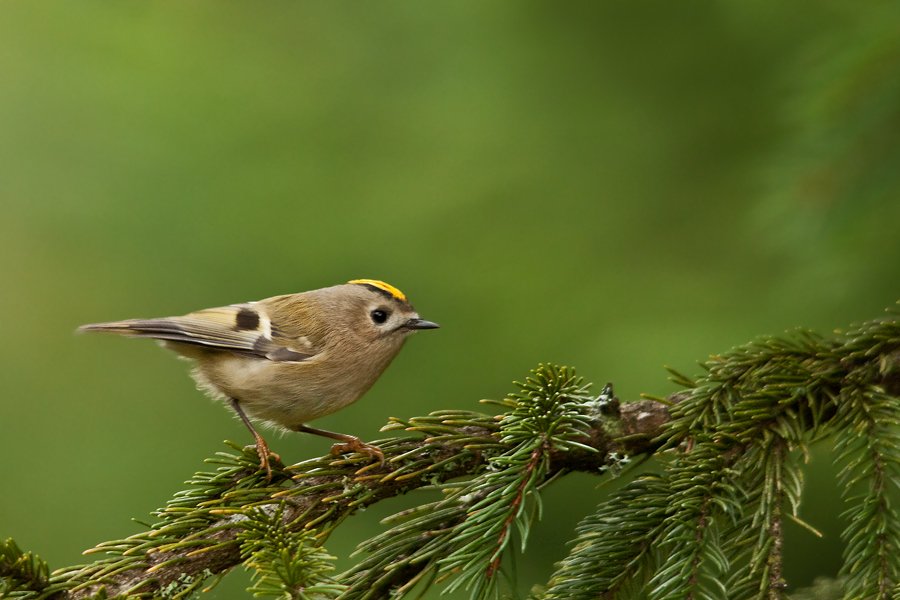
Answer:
252;439;282;481
330;437;385;464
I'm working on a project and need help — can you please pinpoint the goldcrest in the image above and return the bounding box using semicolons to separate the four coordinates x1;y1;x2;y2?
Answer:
79;279;439;475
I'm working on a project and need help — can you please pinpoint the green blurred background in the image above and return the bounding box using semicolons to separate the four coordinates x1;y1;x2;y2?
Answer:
1;2;898;597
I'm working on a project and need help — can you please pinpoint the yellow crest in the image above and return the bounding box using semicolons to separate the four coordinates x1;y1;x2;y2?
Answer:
348;279;408;302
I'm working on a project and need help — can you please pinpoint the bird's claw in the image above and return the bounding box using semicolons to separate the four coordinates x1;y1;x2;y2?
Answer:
330;438;385;464
253;441;281;481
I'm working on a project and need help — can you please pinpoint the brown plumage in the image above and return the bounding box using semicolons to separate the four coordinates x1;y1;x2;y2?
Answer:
79;280;439;476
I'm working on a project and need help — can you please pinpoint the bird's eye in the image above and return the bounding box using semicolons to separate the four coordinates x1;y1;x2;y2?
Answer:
370;309;389;324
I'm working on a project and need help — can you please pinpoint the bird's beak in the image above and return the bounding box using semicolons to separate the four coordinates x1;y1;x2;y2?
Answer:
405;317;440;330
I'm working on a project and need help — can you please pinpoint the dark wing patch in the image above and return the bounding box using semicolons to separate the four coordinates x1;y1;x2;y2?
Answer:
235;308;260;330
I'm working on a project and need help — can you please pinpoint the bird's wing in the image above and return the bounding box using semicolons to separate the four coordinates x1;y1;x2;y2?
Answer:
78;302;316;362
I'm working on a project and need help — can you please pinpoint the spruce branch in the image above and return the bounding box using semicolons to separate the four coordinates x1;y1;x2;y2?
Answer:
34;374;667;600
757;439;788;600
834;388;900;600
435;366;601;597
2;308;898;600
0;538;57;599
543;475;671;599
647;443;737;600
237;503;344;599
543;309;899;600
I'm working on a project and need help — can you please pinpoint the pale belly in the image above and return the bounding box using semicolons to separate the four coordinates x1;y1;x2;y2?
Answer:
190;352;383;428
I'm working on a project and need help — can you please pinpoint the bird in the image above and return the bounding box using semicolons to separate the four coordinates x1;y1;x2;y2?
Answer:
79;279;439;476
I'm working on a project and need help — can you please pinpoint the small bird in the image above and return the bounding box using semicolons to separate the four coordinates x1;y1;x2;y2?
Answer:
79;279;439;476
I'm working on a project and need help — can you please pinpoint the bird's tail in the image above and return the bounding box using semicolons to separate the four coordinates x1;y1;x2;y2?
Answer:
77;319;187;340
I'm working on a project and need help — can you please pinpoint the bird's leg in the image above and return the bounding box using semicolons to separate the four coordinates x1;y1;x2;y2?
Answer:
293;424;384;464
229;398;280;478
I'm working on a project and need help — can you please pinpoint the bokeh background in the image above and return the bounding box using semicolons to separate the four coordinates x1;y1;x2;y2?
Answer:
2;2;899;597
